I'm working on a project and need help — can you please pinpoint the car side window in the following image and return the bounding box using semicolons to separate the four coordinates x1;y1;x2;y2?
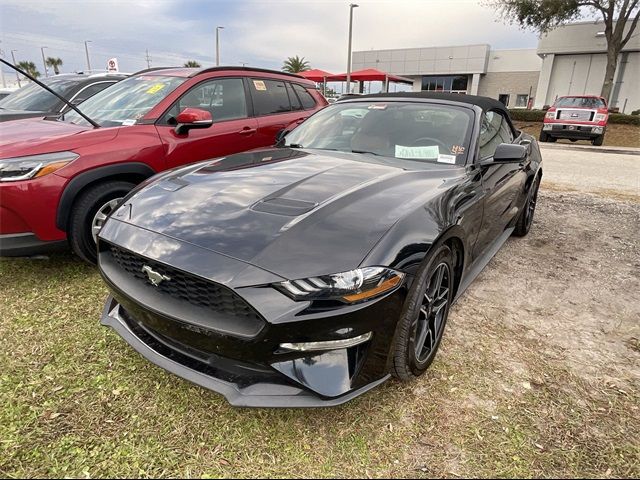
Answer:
286;83;303;111
161;78;247;124
478;110;513;159
250;79;291;116
72;82;116;105
292;84;316;110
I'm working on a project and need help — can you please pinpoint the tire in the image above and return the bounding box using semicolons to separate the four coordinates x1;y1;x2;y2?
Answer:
68;181;135;264
390;244;454;381
539;130;549;142
513;175;540;237
547;136;557;143
592;134;604;146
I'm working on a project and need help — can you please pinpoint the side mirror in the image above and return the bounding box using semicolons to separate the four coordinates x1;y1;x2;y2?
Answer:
175;108;213;135
484;143;528;165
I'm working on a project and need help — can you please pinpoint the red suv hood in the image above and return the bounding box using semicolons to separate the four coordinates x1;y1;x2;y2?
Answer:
0;118;118;158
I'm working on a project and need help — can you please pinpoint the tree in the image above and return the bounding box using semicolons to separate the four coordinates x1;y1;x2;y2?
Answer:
45;57;63;75
184;60;201;68
282;56;311;73
488;0;640;102
17;61;40;79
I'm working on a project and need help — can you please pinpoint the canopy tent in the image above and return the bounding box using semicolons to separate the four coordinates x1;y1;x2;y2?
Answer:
326;68;413;93
298;69;334;83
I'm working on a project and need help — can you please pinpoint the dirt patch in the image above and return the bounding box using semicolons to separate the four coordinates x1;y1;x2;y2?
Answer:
514;121;640;148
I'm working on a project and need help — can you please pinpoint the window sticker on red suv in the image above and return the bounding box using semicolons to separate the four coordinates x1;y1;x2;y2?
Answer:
253;80;267;91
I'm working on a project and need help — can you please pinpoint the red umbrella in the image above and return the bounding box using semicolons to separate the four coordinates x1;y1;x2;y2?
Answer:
326;68;413;92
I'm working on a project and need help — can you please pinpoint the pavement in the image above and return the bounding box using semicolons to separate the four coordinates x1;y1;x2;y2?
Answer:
539;142;640;156
539;144;640;198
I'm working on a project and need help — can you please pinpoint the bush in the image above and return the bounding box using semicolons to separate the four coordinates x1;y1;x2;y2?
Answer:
509;109;640;125
508;109;546;122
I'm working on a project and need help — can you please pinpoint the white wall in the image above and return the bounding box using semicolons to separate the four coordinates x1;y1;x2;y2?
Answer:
487;49;541;73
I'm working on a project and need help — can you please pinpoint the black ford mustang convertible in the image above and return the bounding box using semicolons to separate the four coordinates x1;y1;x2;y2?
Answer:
98;92;542;407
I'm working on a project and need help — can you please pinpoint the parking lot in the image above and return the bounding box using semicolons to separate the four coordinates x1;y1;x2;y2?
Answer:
1;146;638;478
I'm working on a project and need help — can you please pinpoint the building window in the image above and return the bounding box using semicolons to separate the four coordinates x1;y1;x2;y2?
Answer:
421;75;468;93
515;94;529;108
498;94;510;106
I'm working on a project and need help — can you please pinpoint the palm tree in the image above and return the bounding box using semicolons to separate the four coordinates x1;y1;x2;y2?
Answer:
17;61;40;79
282;56;310;73
45;57;63;75
184;60;201;68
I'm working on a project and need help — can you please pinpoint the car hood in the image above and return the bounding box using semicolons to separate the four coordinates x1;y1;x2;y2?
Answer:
116;148;463;279
0;118;117;158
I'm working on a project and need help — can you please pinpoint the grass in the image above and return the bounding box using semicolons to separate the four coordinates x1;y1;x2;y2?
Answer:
514;121;640;148
1;234;639;477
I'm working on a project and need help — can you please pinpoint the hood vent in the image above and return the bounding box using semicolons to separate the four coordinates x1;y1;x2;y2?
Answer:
252;197;318;216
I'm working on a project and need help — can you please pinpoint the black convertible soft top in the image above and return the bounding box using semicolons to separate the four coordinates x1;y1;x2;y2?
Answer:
349;91;510;116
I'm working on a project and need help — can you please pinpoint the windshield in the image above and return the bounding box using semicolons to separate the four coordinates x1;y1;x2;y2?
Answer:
64;75;184;127
555;97;606;109
0;77;79;112
284;101;473;164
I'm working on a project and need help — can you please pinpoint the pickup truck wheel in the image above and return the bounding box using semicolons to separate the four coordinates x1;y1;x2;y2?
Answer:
592;134;604;146
539;130;549;142
68;181;135;264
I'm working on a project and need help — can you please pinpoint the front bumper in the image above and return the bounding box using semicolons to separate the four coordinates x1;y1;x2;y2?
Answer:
97;220;406;407
101;296;390;407
543;123;605;139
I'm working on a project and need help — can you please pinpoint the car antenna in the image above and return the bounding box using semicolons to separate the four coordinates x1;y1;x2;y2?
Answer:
0;58;101;129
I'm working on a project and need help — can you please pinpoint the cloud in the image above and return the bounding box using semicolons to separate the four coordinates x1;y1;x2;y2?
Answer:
0;0;540;77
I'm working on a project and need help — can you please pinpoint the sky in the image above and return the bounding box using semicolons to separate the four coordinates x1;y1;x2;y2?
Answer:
0;0;541;83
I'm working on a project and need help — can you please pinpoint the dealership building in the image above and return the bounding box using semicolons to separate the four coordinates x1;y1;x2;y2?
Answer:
352;20;640;113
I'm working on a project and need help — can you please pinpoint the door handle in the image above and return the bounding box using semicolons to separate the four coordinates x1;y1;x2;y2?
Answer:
239;127;257;135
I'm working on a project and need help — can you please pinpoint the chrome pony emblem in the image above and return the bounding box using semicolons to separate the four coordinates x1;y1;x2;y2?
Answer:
142;265;171;286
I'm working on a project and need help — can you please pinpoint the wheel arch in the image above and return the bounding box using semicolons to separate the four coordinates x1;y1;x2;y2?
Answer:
56;163;156;232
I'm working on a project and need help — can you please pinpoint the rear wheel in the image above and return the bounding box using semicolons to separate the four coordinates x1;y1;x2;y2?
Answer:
391;244;454;380
592;134;604;146
68;181;135;264
513;175;540;237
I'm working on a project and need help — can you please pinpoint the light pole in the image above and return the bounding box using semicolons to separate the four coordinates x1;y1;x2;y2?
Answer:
215;26;224;66
84;40;92;71
346;3;358;93
11;49;20;87
41;46;48;77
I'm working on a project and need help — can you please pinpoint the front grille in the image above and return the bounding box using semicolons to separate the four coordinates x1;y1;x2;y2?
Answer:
108;244;262;322
557;109;594;121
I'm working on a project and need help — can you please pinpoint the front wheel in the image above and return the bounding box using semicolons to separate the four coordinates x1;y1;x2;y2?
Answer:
68;181;135;264
391;244;454;380
539;130;549;142
592;134;604;146
513;175;540;237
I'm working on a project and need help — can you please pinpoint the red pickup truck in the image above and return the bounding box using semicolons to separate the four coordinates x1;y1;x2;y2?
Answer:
540;95;608;146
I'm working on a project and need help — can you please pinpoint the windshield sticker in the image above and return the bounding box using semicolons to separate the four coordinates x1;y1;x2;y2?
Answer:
367;104;387;110
253;80;267;91
437;154;457;164
395;145;439;159
146;83;166;94
451;145;465;155
121;119;136;126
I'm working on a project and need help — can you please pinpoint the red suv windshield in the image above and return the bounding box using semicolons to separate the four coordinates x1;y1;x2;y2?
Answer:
64;75;185;127
555;97;605;109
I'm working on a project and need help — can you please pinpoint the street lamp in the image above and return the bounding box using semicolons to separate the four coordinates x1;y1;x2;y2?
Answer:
11;49;20;87
84;40;92;71
346;3;359;93
41;46;48;77
216;26;224;66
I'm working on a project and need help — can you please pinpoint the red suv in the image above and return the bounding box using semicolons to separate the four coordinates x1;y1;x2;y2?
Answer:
540;95;608;146
0;67;326;263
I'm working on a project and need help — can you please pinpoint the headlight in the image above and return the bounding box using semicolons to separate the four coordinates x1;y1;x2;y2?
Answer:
276;267;404;303
594;113;607;122
0;151;78;182
545;111;556;119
